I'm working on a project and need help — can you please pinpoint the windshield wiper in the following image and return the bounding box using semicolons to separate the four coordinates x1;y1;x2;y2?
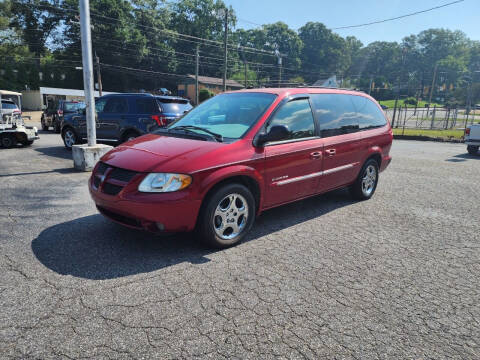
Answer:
172;125;223;142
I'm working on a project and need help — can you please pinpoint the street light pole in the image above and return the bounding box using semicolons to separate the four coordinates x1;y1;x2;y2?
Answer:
222;9;228;92
79;0;96;146
195;45;199;105
95;51;102;97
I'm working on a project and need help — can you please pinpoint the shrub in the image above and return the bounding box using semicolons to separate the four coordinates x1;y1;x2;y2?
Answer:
404;97;418;106
199;88;215;103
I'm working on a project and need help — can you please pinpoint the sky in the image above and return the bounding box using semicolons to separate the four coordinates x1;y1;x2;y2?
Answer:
223;0;479;45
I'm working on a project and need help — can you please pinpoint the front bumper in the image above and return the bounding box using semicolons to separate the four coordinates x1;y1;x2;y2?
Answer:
380;155;392;172
89;174;201;233
465;140;480;146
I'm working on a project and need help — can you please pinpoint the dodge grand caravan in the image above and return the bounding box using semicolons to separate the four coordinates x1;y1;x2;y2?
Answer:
89;88;392;248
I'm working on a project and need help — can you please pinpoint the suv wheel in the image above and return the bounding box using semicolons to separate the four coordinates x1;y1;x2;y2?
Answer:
199;183;255;248
1;133;16;148
122;130;139;143
62;128;77;149
467;145;479;155
350;159;379;200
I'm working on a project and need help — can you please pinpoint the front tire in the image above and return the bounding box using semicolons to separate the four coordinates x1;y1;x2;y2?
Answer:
41;117;48;131
350;159;379;200
1;133;16;148
54;116;61;133
467;145;479;155
62;127;78;149
198;183;256;248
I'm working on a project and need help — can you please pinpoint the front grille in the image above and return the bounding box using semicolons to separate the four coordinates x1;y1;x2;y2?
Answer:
103;183;123;196
93;162;139;196
109;168;137;182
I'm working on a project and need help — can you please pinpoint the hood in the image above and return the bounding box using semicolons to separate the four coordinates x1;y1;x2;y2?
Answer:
100;133;226;173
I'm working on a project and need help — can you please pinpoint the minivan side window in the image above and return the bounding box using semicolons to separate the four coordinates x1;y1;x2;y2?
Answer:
311;94;358;138
267;98;315;141
103;98;128;113
350;95;387;130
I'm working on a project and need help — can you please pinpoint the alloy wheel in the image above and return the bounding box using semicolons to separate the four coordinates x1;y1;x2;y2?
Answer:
213;193;249;240
361;164;377;197
64;130;75;148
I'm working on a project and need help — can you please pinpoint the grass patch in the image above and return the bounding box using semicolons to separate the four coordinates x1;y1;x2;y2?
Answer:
379;99;442;108
393;128;464;139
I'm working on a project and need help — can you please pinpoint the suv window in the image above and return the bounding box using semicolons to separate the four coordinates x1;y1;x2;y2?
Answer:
311;94;359;137
157;98;192;114
95;99;107;113
103;97;128;113
267;98;315;141
135;98;159;114
350;95;387;130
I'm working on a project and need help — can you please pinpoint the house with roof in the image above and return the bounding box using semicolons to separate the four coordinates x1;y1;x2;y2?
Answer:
177;75;244;104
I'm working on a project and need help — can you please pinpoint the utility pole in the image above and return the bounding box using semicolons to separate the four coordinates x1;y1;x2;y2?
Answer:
79;0;96;146
368;76;373;95
222;9;228;92
95;51;102;97
195;45;199;105
278;56;282;86
244;61;247;88
428;63;438;106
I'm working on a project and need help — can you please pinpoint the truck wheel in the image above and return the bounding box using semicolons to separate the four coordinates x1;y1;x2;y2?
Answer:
41;117;48;131
54;116;61;133
467;145;479;155
1;134;16;148
198;183;256;248
350;158;379;200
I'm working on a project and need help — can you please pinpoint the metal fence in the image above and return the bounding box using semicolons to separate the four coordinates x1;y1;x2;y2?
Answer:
385;105;479;130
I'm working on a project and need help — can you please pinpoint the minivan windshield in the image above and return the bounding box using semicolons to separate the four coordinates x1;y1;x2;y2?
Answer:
168;92;276;140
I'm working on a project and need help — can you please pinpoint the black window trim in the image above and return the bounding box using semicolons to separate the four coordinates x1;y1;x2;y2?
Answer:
103;96;129;114
253;94;320;147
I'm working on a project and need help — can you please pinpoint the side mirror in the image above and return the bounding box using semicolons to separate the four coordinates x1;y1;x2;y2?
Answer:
255;125;289;147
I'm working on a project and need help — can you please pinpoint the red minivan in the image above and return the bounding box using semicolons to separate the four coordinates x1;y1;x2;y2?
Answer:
89;88;392;248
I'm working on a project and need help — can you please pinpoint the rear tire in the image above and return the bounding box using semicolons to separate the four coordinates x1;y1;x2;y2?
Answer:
350;159;379;200
1;133;16;148
41;117;48;131
54;116;61;133
467;145;479;155
198;183;256;248
62;127;78;149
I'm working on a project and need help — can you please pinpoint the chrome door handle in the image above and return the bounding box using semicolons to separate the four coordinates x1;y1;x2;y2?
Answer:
310;151;322;159
325;149;336;156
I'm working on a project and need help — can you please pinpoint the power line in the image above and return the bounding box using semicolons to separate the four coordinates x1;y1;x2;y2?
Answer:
331;0;464;30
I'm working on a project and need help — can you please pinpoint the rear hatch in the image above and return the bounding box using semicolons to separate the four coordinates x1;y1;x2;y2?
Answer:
156;97;192;124
469;125;480;140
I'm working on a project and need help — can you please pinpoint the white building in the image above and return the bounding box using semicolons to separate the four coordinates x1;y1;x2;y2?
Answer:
21;87;117;110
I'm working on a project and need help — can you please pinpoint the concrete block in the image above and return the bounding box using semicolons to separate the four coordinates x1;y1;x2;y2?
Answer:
72;144;113;171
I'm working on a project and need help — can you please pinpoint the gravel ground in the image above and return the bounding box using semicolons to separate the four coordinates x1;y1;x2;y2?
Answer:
1;128;479;359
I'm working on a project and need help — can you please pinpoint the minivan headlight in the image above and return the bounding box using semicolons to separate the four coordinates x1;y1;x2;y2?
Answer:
138;173;192;192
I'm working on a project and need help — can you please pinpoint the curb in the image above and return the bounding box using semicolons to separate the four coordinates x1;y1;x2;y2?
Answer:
393;135;464;143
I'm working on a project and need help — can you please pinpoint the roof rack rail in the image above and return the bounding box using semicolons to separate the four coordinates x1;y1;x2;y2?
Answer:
299;85;364;92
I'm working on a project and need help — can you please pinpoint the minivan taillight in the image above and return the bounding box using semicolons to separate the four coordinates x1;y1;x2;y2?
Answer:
465;127;470;135
151;114;167;126
57;109;63;116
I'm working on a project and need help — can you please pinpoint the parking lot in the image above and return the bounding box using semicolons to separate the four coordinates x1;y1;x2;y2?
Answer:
1;125;480;359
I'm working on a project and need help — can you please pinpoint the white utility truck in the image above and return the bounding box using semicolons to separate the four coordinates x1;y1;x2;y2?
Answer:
465;124;480;155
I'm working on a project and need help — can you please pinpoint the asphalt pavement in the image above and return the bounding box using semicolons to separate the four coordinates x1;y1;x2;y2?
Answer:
1;127;480;359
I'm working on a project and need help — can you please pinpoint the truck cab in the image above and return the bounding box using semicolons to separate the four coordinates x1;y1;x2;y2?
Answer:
465;124;480;155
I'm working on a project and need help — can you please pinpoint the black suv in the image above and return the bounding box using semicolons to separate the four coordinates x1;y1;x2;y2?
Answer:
60;93;192;149
41;100;85;133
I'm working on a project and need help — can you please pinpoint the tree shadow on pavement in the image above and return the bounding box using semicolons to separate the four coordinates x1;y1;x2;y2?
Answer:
31;189;354;280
